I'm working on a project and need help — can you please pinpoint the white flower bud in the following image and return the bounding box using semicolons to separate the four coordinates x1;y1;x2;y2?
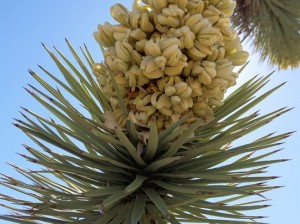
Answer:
186;0;205;15
154;56;167;70
227;51;249;66
148;0;168;10
115;41;133;63
165;86;176;96
94;22;115;47
202;5;221;24
141;13;155;33
130;29;147;40
145;40;161;57
92;63;107;77
110;4;130;26
198;27;221;46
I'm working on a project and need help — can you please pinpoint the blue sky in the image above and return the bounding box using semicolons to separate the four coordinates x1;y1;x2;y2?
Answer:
0;1;299;223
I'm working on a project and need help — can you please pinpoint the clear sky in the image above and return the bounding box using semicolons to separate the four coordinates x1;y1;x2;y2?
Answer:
0;1;299;223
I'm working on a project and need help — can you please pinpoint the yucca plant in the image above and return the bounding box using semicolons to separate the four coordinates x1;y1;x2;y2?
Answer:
232;0;300;69
0;0;292;223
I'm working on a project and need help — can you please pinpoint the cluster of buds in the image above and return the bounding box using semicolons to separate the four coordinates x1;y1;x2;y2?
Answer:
93;0;249;130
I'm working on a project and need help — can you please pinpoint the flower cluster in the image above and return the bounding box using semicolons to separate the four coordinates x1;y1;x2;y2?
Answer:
93;0;249;130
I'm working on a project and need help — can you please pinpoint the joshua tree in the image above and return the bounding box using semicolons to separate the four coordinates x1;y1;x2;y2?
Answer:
0;0;296;223
232;0;300;69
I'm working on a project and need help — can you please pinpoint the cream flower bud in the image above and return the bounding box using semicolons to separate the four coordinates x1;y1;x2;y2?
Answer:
135;93;151;110
227;72;238;87
227;51;249;66
187;40;212;60
168;49;183;66
165;59;187;76
130;11;142;29
173;97;193;113
169;0;188;9
206;47;218;61
202;5;221;24
203;61;217;78
198;71;212;85
186;0;205;14
154;56;167;70
145;40;161;57
224;37;242;55
182;27;196;49
130;66;150;87
174;26;196;49
209;97;223;107
215;59;234;79
148;0;168;10
135;39;147;52
164;86;176;97
156;94;172;110
155;24;170;33
137;75;150;87
216;47;225;59
115;74;128;96
92;63;107;77
191;63;204;76
174;82;187;95
215;0;236;17
104;48;117;69
114;109;127;127
115;73;128;87
185;14;203;29
187;47;206;61
192;18;211;35
198;27;221;46
132;50;143;65
113;58;129;73
183;60;194;77
113;25;130;41
186;77;203;97
160;37;181;50
130;28;147;40
115;41;133;63
141;56;164;79
155;4;185;28
180;86;192;99
94;22;115;47
129;111;145;127
141;13;155;33
210;78;228;89
125;65;147;90
98;75;109;87
192;99;207;116
171;95;181;105
218;26;236;40
157;76;178;92
162;4;185;18
110;3;130;26
162;43;182;66
155;115;164;130
160;108;173;117
157;14;180;28
133;91;147;105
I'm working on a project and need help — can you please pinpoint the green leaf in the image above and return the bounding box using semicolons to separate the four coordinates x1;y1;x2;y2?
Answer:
115;128;146;167
143;188;169;217
144;122;158;161
125;175;148;194
103;190;129;208
130;194;147;224
143;156;182;174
